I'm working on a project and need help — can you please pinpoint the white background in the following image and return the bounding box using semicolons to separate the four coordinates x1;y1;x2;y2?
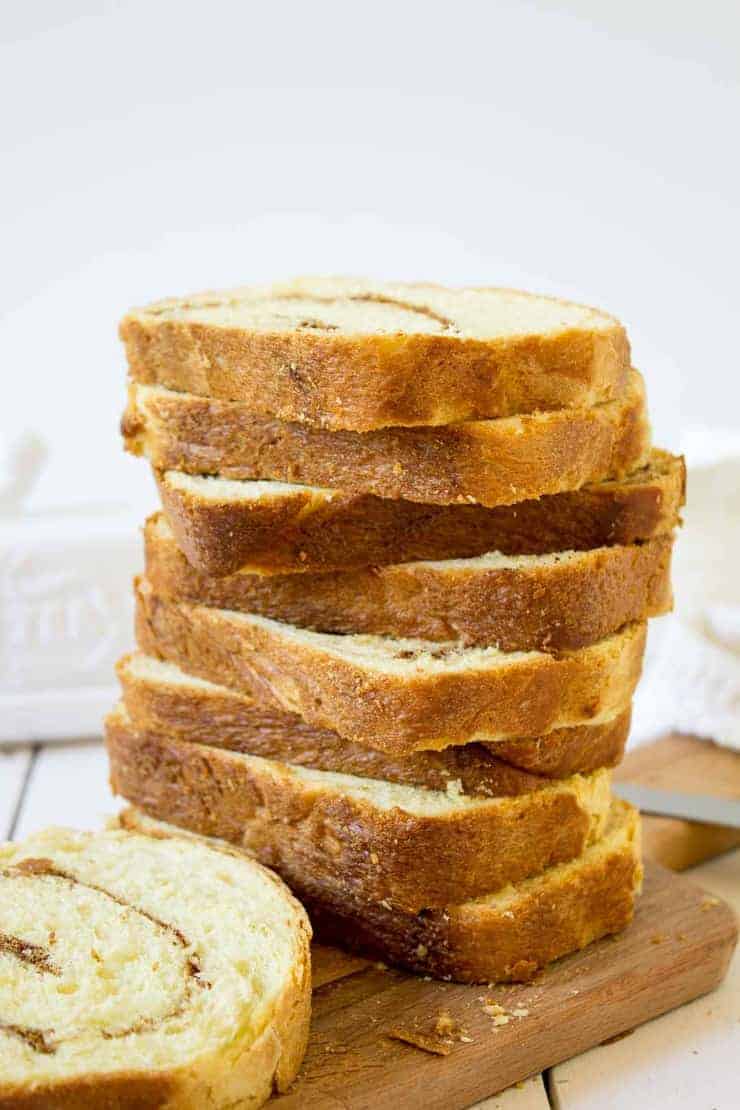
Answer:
1;0;739;515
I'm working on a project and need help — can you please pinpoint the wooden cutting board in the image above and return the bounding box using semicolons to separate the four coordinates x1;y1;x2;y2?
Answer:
273;863;737;1109
273;734;739;1108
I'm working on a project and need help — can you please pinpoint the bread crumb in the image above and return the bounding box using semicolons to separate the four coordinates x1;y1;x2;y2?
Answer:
482;1000;530;1025
369;851;379;865
434;1013;457;1036
388;1028;452;1056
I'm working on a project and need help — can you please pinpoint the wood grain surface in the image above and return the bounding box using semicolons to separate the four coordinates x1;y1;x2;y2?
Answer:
273;863;737;1109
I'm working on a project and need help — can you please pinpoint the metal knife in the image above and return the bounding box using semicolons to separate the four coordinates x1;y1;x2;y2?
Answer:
613;784;740;830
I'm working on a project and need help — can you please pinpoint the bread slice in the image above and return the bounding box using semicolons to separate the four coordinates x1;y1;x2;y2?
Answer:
0;822;311;1108
119;800;642;984
155;447;685;577
118;653;631;791
134;577;645;752
106;705;612;912
120;278;631;431
145;513;673;652
124;369;650;508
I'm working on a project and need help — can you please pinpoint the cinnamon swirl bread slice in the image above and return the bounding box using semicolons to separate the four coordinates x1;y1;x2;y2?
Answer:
120;277;630;430
134;577;645;753
106;705;612;913
0;824;311;1108
144;513;673;653
123;369;649;508
118;653;631;786
152;448;684;577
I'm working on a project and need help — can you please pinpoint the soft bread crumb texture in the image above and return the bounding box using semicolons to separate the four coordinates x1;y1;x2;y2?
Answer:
0;825;310;1104
165;470;331;503
129;278;620;339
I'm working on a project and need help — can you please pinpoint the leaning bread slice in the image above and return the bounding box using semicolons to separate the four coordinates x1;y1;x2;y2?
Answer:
135;577;645;752
0;821;311;1108
120;277;630;431
106;705;612;912
120;800;642;984
155;447;685;577
124;369;649;508
145;513;673;652
118;653;631;791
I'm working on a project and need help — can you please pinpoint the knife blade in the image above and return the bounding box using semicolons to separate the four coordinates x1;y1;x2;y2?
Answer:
613;784;740;830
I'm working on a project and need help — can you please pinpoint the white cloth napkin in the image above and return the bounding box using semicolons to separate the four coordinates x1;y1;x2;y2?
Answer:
631;428;740;751
0;433;140;742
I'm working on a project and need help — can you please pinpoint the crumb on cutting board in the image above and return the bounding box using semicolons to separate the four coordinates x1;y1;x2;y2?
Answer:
480;999;531;1026
388;1028;452;1056
388;1012;473;1055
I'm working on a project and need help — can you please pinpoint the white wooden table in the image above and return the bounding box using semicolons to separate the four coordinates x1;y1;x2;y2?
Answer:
2;739;737;1109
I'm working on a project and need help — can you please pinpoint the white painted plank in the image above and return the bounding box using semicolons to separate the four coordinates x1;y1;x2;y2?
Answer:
13;739;118;838
0;745;33;836
470;1074;550;1108
550;849;740;1110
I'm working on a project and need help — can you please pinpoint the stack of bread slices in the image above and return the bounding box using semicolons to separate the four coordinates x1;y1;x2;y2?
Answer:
109;277;683;984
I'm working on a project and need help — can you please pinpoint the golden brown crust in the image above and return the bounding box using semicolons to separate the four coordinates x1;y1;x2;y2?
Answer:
124;371;649;508
155;449;685;576
118;653;631;792
145;515;673;652
120;283;630;431
0;1071;178;1109
105;714;610;913
117;801;642;984
1;981;311;1110
489;714;630;776
134;578;645;752
304;806;642;982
